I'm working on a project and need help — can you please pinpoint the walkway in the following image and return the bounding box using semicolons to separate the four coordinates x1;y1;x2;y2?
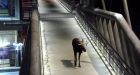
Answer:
38;0;110;75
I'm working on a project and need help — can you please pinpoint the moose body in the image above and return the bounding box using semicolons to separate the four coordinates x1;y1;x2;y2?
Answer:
72;38;86;67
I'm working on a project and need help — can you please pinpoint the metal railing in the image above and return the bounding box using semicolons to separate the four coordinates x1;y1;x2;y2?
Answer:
75;7;140;75
94;8;140;75
20;0;39;75
19;9;41;75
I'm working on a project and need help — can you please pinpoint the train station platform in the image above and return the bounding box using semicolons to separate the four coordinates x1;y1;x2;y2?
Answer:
38;0;110;75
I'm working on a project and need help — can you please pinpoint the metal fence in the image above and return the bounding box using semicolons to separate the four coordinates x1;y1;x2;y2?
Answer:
75;7;140;75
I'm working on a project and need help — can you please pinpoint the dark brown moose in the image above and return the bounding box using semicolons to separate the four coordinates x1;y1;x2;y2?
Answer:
72;38;86;67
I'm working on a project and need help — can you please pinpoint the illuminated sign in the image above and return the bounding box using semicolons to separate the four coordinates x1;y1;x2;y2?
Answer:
0;0;20;21
0;0;8;9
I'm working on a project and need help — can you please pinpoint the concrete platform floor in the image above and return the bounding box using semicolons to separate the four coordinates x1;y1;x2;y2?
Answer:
38;0;110;75
40;18;99;75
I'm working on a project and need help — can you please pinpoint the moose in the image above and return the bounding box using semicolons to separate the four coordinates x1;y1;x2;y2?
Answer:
72;38;86;67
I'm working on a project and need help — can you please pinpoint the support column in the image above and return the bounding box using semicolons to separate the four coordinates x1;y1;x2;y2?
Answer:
30;9;41;75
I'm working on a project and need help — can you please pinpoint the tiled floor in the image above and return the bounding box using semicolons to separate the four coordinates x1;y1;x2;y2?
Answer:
39;0;110;75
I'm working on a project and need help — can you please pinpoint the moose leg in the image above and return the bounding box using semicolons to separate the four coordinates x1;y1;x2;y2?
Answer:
74;52;77;67
78;52;82;67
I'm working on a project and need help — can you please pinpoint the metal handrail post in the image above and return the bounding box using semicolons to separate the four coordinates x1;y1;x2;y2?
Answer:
101;0;106;10
122;0;132;28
